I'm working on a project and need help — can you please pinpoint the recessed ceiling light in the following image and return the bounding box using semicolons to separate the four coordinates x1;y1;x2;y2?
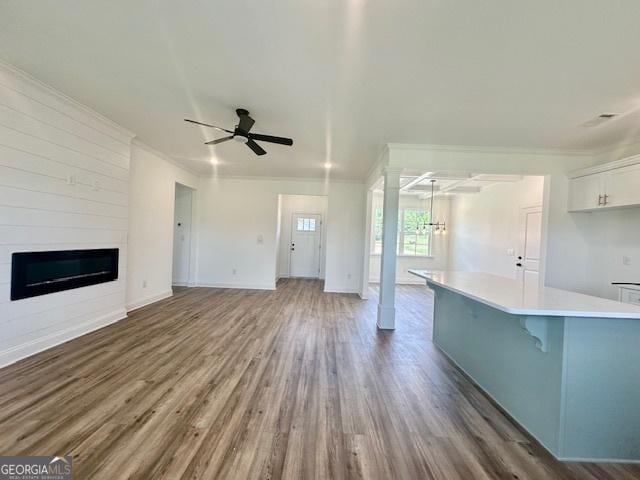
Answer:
324;162;332;169
210;157;220;165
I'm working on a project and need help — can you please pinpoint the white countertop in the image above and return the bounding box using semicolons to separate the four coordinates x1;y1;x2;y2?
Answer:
409;270;640;319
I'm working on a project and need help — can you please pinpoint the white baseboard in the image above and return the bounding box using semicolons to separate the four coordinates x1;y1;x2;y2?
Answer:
369;278;425;285
126;289;173;312
0;308;127;369
196;282;276;291
324;286;360;294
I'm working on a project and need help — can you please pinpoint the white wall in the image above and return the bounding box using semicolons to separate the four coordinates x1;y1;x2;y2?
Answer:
448;176;544;278
172;183;194;285
196;177;365;293
277;194;328;279
0;63;134;367
369;193;450;284
579;205;640;300
126;142;199;310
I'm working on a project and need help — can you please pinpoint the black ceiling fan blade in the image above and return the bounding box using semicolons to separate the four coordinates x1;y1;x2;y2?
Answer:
246;138;267;156
184;118;233;134
237;113;255;133
248;133;293;146
205;136;234;145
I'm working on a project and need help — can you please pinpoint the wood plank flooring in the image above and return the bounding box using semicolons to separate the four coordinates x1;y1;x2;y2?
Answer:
0;279;639;479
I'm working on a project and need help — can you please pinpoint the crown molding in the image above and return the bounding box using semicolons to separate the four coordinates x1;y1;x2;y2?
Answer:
132;138;202;178
0;57;135;143
386;142;592;157
569;153;640;179
198;172;364;184
590;138;640;157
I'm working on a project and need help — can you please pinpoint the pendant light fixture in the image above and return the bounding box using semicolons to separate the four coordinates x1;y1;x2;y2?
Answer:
418;179;447;235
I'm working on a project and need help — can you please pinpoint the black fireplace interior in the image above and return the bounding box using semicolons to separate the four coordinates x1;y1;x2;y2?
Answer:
11;249;119;301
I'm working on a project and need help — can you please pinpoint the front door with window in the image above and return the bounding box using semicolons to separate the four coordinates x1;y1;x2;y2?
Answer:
290;214;322;278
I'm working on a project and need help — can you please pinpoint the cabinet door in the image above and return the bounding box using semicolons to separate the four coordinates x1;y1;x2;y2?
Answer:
603;163;640;208
568;174;604;212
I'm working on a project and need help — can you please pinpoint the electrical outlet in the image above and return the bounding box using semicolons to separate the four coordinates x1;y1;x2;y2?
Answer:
347;273;352;279
232;268;237;275
623;256;631;266
257;234;264;245
142;280;147;288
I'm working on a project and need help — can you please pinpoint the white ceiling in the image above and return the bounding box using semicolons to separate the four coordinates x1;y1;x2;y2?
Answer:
2;1;640;180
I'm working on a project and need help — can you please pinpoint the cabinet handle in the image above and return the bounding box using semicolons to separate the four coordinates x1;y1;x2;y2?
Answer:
598;194;603;206
603;194;609;205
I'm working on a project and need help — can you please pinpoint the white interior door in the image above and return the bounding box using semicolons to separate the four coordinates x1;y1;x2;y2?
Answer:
172;185;193;285
517;206;542;287
290;213;322;278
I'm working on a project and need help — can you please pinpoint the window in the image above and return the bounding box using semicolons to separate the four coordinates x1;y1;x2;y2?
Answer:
372;208;431;256
401;209;430;255
296;217;317;232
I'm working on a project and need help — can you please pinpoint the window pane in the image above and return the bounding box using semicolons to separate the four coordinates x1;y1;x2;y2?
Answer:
303;218;310;230
403;209;429;234
297;218;304;231
371;207;404;254
309;218;316;231
403;234;416;255
415;243;429;256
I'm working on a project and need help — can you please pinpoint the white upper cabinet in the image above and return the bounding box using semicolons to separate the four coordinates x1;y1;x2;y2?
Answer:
568;174;605;211
568;155;640;212
602;163;640;209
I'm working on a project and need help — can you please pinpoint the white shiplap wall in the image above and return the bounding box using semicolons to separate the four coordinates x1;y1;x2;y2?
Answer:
0;62;134;367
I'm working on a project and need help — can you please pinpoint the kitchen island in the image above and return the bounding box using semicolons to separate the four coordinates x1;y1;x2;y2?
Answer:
409;270;640;462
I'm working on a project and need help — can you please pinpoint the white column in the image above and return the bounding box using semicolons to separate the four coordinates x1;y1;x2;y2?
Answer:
377;168;401;329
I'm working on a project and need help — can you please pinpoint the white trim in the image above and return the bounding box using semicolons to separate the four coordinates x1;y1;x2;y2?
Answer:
0;308;127;369
369;278;426;285
126;289;173;312
387;142;592;157
199;173;364;184
590;138;640;157
0;58;135;143
370;254;435;259
568;153;640;178
323;286;360;294
555;456;640;464
132;139;202;178
196;281;276;291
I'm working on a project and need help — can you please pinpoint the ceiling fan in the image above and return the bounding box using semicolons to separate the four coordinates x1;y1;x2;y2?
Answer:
184;108;293;156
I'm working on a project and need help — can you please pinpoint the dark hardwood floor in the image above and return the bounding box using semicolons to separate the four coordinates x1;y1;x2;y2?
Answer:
0;279;638;479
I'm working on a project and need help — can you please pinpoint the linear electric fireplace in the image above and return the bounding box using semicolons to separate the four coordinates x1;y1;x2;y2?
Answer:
11;249;119;301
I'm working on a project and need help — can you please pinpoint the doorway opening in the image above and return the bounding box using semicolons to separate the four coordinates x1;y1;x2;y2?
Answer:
363;172;546;294
172;183;194;288
276;194;328;285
